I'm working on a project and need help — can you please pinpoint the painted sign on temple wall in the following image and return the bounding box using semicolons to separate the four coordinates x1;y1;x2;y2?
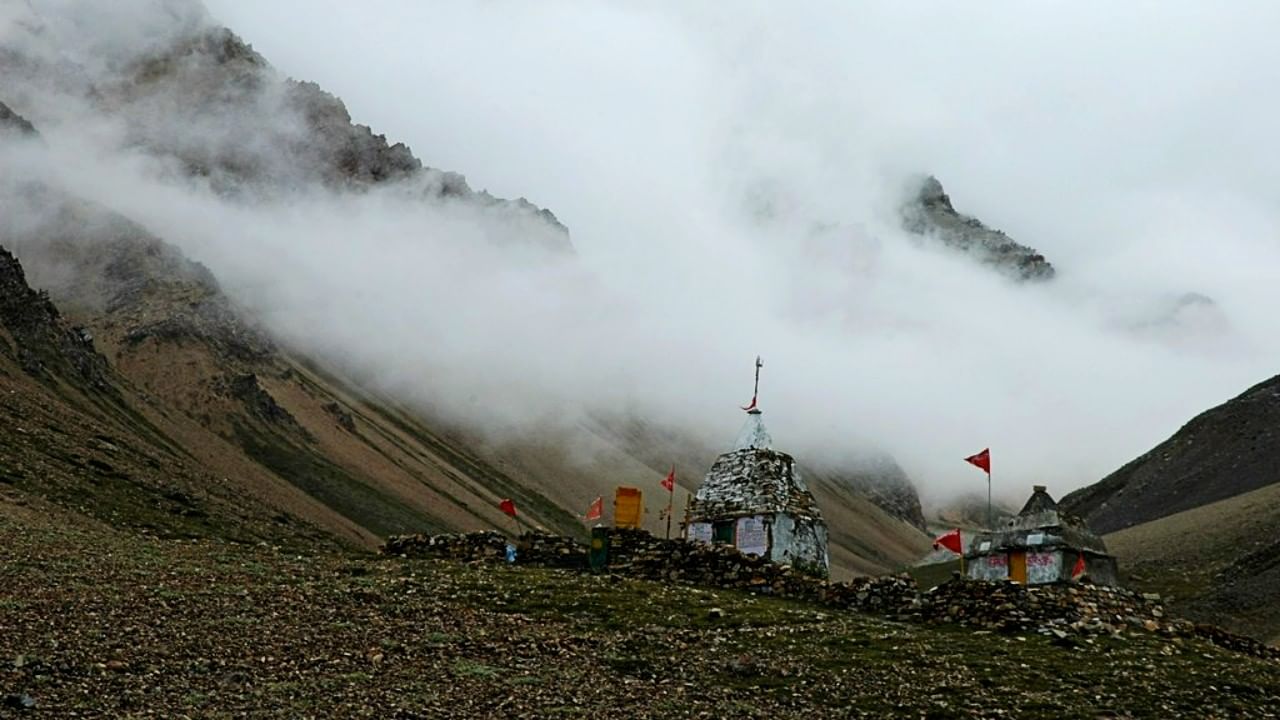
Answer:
688;523;713;544
971;553;1009;581
735;516;768;557
1026;551;1061;585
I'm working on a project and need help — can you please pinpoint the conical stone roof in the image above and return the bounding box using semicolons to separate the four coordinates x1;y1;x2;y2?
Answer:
691;412;823;521
732;410;773;451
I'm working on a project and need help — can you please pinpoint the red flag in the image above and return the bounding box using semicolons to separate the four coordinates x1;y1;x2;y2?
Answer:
584;496;603;522
741;396;757;412
964;448;991;474
1071;552;1086;581
932;528;963;555
661;467;675;493
499;498;517;518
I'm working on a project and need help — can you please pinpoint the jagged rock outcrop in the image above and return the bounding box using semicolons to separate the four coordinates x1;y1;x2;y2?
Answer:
0;100;37;137
1;187;276;363
902;175;1054;281
1061;374;1280;533
0;245;111;390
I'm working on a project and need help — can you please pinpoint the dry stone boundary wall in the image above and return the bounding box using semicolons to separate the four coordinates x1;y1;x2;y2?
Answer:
382;529;1279;661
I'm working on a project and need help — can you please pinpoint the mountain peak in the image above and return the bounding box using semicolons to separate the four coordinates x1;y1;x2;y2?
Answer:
901;174;1055;282
0;100;37;137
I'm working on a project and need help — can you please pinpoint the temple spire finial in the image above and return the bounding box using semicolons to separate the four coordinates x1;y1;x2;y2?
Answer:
741;355;763;414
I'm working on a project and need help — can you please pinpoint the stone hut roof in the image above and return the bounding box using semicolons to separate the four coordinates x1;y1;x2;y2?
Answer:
690;412;824;522
971;485;1111;556
1017;485;1060;517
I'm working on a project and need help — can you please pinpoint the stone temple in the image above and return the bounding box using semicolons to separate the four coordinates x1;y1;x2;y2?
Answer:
686;408;830;577
966;485;1119;586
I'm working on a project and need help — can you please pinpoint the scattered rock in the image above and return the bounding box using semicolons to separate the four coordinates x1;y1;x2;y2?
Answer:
3;693;36;710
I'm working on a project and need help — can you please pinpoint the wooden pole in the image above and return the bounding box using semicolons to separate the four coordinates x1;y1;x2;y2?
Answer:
665;484;674;540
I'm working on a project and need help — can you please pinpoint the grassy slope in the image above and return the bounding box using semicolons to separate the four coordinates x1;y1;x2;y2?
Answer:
1106;481;1280;645
0;323;344;550
2;489;1278;719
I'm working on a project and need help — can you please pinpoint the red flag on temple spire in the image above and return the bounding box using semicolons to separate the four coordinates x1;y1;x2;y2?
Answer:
1071;552;1087;581
584;496;603;522
498;498;517;518
661;467;675;493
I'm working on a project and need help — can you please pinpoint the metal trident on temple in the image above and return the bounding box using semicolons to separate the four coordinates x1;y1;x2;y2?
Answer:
742;355;763;413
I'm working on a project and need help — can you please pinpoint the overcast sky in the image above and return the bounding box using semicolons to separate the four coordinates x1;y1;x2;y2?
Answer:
11;0;1280;504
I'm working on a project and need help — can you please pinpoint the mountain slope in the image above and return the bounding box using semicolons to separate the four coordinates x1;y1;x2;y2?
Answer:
1;190;587;542
1061;373;1280;534
0;5;931;576
1105;480;1280;645
0;240;342;546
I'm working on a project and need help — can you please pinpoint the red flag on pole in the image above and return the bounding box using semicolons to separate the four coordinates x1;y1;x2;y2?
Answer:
661;467;675;492
1071;552;1086;581
964;448;991;474
499;498;517;518
932;528;963;555
584;496;603;522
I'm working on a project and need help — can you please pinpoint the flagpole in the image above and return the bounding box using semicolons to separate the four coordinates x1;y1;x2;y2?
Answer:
987;469;993;533
681;491;692;539
665;469;676;540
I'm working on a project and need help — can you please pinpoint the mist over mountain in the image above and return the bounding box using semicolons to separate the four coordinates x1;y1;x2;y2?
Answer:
6;0;1280;512
6;4;1280;712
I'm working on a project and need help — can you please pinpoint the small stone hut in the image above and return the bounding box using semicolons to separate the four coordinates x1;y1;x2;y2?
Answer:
966;485;1118;586
686;410;830;576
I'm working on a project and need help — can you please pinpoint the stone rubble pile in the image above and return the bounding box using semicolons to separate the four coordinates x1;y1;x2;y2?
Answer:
909;576;1188;636
383;529;1280;660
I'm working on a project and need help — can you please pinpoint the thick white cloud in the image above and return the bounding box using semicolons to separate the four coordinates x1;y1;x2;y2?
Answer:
8;0;1280;506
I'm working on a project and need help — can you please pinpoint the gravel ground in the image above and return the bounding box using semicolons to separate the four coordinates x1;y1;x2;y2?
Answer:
3;494;1279;719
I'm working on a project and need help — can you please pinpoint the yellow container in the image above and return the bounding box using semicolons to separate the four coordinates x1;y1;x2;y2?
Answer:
614;486;643;529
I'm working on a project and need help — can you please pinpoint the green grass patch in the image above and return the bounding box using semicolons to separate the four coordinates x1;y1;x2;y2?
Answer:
452;659;501;679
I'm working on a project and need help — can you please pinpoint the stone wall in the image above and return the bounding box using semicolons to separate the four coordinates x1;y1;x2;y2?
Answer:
383;529;1280;660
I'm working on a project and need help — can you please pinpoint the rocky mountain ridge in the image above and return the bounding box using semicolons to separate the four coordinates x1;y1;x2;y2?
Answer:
901;175;1055;281
1;14;571;250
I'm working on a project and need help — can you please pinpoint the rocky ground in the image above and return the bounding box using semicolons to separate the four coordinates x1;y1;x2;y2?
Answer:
3;494;1279;718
